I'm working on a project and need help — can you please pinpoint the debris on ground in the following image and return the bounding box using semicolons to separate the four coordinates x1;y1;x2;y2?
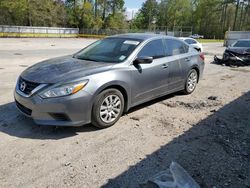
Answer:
130;116;140;121
142;162;200;188
64;162;71;167
13;53;23;56
161;99;222;110
208;96;218;101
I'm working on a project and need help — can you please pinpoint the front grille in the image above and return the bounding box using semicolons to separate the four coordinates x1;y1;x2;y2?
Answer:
19;77;40;95
15;100;32;116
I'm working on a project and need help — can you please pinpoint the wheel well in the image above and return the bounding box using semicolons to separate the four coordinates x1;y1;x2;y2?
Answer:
194;47;201;52
192;67;200;82
99;85;128;112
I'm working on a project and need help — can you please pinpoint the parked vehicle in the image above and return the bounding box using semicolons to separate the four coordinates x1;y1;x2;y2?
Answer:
189;34;204;39
15;34;205;128
224;31;250;47
214;39;250;66
179;37;203;52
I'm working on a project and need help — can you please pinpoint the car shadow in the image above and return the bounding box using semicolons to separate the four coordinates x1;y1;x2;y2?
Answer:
0;92;182;140
101;91;250;188
0;102;99;140
126;92;181;114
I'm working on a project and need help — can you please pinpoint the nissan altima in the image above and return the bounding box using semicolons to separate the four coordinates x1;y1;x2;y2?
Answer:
14;34;205;128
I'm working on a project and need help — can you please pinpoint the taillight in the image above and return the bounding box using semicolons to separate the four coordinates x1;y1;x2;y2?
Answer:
199;52;205;61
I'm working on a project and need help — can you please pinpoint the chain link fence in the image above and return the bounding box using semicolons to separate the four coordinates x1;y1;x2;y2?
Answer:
80;27;192;37
0;25;193;38
0;25;79;37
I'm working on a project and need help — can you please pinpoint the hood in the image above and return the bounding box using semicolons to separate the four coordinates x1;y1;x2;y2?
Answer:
21;55;114;83
226;47;250;55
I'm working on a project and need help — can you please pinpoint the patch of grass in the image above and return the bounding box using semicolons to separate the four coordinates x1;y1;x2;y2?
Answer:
197;39;224;43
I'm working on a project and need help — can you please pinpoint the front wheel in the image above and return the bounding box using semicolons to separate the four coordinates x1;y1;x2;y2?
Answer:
91;89;124;128
183;69;198;94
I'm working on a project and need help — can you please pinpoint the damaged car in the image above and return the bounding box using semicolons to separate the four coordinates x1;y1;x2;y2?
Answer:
14;34;204;128
214;39;250;66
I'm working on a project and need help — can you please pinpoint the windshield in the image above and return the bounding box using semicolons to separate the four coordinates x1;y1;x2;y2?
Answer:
232;40;250;48
74;38;141;63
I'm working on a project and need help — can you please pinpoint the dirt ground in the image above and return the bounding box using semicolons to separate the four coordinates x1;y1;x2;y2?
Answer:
0;38;249;188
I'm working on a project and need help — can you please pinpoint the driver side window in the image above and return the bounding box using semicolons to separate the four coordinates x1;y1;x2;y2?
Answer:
138;39;165;59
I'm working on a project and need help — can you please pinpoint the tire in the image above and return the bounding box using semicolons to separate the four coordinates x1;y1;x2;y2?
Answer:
91;89;124;128
183;69;198;94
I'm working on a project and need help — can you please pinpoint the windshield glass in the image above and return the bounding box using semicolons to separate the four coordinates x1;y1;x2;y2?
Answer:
233;40;250;48
74;38;141;63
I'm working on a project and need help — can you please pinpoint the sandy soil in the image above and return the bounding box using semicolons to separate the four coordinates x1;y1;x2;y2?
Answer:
0;38;249;188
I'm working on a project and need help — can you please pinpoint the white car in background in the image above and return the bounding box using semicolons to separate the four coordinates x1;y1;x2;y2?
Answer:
189;34;204;39
179;37;203;52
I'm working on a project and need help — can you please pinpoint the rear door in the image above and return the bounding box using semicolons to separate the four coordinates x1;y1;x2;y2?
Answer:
164;39;190;91
130;39;170;105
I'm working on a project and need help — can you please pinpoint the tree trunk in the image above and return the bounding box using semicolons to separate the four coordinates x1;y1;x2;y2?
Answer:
102;0;106;21
233;0;240;30
95;0;98;18
239;2;244;30
242;0;250;30
27;0;32;26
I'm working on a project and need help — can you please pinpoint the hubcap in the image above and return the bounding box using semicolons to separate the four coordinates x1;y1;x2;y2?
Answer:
187;71;197;92
100;95;121;123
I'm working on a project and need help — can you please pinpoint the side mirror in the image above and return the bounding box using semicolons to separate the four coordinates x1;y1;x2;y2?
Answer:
134;56;153;64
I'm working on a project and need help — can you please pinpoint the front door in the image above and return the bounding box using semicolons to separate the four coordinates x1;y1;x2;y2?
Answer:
130;39;170;105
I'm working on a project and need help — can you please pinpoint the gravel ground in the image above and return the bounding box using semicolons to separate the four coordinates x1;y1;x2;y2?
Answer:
0;38;249;188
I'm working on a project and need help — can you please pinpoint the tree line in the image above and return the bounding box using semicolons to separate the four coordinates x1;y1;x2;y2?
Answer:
0;0;128;30
132;0;250;38
0;0;249;38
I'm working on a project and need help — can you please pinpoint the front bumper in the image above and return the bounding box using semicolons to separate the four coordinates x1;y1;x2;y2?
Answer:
14;89;93;126
223;53;250;65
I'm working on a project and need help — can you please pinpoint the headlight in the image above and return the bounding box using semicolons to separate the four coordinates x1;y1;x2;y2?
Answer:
40;80;88;98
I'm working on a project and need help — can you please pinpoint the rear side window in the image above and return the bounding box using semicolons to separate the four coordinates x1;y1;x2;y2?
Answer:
165;39;189;56
185;39;197;44
138;39;165;59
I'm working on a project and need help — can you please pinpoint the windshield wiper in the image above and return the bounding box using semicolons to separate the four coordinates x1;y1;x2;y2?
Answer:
75;56;100;62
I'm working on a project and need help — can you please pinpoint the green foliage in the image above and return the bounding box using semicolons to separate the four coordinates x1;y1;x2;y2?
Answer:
0;0;126;30
0;0;28;25
132;0;250;38
104;12;127;29
0;0;249;38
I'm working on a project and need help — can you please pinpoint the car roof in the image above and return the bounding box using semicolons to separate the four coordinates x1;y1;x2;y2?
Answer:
237;39;250;41
107;33;176;41
179;37;197;40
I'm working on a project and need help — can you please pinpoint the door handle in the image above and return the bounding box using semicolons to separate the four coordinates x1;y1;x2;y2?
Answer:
185;58;191;62
162;64;168;69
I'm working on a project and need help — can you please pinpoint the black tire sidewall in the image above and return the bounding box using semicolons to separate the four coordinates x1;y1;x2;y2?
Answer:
91;89;124;128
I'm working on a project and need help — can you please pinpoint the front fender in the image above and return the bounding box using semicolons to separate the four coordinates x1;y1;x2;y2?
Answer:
84;70;132;111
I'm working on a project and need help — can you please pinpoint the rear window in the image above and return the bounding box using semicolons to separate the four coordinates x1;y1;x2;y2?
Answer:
185;39;197;44
165;39;189;56
138;39;165;59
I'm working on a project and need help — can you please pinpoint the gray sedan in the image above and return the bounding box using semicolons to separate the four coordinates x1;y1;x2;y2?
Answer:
14;34;205;128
